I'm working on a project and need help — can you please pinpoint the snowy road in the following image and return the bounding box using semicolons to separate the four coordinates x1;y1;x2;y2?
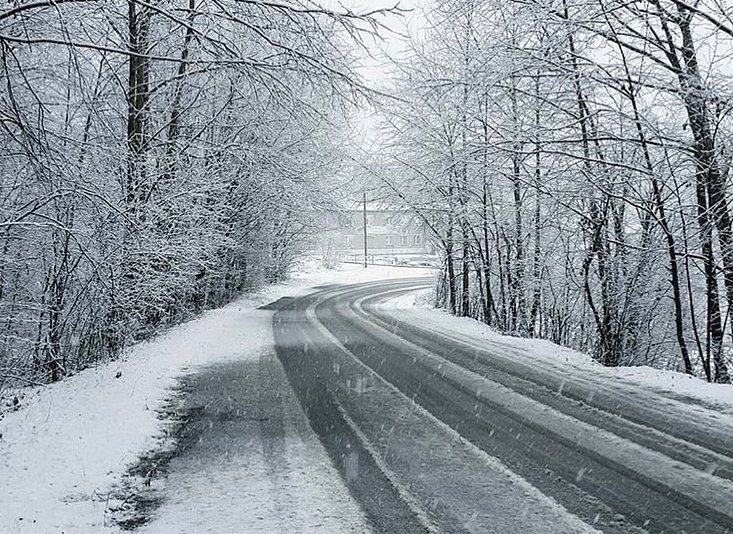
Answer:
271;278;733;534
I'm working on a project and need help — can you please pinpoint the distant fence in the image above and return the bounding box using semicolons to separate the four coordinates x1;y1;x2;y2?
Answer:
339;253;437;269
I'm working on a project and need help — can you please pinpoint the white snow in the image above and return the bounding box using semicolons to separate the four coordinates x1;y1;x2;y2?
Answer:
379;288;733;416
361;293;733;522
9;259;730;534
0;260;431;534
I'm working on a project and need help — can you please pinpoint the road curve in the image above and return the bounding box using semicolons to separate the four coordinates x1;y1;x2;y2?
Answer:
270;278;733;534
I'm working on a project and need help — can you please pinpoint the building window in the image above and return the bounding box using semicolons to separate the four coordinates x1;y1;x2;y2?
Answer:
413;234;421;245
385;235;392;246
400;235;408;245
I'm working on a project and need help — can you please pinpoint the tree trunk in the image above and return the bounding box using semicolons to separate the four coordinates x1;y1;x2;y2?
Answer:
126;0;151;210
673;8;730;382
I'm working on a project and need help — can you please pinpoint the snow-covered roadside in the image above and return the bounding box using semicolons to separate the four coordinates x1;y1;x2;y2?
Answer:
380;288;733;415
0;261;433;534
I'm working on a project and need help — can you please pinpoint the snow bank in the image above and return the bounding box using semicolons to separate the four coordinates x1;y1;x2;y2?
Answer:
382;289;733;415
0;261;432;534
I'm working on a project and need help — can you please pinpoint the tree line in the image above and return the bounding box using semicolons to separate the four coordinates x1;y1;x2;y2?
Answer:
378;0;733;382
0;0;387;386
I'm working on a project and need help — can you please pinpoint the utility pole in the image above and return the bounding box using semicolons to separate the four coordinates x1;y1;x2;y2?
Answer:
363;190;368;268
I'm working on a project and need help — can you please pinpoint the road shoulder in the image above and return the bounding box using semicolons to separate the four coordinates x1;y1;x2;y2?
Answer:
0;263;429;533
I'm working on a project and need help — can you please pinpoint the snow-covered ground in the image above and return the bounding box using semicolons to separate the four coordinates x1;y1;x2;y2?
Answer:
4;259;731;534
0;260;431;534
381;288;733;416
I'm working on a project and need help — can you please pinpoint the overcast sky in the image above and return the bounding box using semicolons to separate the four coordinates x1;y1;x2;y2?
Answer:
325;0;424;86
322;1;425;151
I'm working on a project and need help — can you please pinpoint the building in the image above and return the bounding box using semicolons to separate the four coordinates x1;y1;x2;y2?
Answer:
335;203;434;260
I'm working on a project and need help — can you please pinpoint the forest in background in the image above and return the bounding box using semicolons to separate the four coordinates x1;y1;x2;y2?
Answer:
0;0;389;386
377;0;733;382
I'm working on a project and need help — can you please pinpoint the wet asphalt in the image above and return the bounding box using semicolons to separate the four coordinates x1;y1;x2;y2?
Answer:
268;279;733;534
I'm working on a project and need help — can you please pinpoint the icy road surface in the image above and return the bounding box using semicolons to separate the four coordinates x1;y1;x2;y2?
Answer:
4;267;732;533
267;278;733;534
